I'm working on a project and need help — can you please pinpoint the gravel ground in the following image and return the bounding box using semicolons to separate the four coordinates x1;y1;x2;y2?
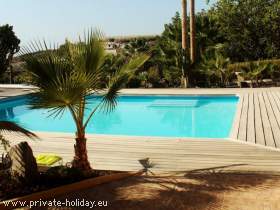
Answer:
23;172;280;210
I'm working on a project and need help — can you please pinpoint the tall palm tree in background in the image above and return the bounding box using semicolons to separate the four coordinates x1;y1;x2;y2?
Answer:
21;31;149;172
181;0;188;88
189;0;210;64
182;0;211;87
190;0;195;64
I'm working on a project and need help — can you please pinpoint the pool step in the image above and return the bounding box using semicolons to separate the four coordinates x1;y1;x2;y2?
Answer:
149;100;200;108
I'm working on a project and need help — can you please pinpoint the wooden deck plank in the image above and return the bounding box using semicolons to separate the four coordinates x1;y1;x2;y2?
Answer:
262;92;280;148
271;91;280;147
230;95;244;139
258;92;275;147
253;92;266;146
266;91;280;148
247;93;255;143
238;93;249;141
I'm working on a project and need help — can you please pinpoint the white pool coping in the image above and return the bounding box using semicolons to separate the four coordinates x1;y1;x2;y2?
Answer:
0;84;36;89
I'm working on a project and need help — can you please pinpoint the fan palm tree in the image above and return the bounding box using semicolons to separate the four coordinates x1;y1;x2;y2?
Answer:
267;63;280;80
240;62;268;87
201;53;232;87
0;121;36;151
20;31;149;172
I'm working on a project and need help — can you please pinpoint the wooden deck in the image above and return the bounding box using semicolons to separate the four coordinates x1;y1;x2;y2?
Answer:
231;89;280;149
5;132;280;173
1;87;280;173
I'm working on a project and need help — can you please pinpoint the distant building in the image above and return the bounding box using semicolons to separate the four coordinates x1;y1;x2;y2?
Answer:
104;35;158;54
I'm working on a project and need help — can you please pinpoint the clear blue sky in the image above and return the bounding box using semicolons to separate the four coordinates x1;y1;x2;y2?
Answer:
0;0;216;45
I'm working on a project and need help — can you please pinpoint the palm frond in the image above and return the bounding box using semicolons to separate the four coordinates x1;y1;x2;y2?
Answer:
0;121;37;138
20;41;70;86
0;135;10;151
119;53;150;79
101;54;149;113
21;29;149;140
27;71;102;119
101;70;129;113
67;29;106;76
21;39;102;117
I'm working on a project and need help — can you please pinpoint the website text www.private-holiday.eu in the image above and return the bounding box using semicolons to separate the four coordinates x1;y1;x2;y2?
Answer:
3;198;108;209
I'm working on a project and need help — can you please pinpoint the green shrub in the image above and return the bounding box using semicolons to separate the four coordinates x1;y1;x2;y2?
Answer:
228;59;280;72
43;166;84;185
14;70;33;84
127;76;142;88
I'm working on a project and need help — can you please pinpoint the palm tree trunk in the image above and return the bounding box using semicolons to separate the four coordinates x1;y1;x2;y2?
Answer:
9;65;14;84
181;0;188;88
190;0;196;64
72;130;91;171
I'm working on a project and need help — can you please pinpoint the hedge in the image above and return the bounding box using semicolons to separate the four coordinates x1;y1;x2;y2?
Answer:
228;59;280;72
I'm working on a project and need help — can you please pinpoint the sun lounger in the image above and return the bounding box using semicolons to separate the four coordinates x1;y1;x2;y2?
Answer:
36;154;63;172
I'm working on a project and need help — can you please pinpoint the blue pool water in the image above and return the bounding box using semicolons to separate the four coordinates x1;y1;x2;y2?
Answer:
0;95;238;138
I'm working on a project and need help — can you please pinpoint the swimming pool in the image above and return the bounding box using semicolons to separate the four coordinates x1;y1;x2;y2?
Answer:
0;95;239;138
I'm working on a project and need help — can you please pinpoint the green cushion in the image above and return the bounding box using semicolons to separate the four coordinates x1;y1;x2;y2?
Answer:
36;154;62;166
